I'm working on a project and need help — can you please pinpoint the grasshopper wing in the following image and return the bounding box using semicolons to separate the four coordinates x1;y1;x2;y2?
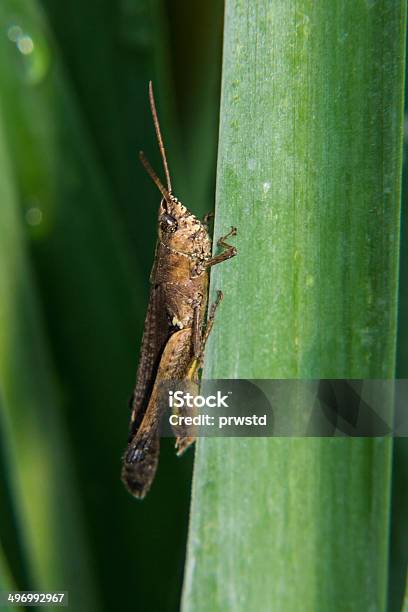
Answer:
122;327;193;498
128;284;170;439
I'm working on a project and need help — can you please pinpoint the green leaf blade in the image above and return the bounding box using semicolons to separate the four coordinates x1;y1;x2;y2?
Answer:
183;1;406;610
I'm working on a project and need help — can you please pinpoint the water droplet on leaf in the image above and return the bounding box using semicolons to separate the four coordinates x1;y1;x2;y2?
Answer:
6;20;51;85
25;206;43;226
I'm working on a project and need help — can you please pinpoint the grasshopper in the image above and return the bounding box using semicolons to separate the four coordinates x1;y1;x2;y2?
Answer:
121;82;237;498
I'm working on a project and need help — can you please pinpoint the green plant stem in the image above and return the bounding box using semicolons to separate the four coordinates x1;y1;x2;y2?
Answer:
182;1;406;611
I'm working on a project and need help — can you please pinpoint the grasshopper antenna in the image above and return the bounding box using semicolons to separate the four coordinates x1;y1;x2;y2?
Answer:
139;151;172;207
149;81;172;194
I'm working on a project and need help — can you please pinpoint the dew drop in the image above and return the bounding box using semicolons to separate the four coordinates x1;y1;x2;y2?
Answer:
7;25;23;42
17;34;34;55
6;21;51;85
26;206;43;226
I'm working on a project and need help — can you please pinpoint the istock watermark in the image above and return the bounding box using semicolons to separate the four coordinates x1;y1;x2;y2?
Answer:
168;390;232;408
158;379;408;438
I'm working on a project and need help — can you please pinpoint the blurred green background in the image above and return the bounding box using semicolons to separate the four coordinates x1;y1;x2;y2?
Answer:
0;1;406;611
0;0;223;610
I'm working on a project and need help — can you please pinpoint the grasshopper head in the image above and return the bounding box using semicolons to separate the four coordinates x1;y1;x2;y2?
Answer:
158;196;211;258
138;152;211;257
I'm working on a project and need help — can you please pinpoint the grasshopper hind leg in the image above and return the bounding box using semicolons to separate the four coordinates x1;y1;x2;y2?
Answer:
174;376;200;457
174;291;224;455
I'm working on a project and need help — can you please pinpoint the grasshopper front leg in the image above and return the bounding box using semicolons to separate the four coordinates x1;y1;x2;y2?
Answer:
205;227;237;268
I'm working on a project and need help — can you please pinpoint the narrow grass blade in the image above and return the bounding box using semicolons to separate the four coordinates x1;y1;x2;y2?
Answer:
0;534;23;612
0;539;16;591
0;101;99;608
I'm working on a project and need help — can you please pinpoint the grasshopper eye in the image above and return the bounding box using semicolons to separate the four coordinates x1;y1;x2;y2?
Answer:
160;214;178;232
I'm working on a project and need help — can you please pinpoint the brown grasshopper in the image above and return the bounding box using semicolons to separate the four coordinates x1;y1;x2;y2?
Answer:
121;82;237;498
